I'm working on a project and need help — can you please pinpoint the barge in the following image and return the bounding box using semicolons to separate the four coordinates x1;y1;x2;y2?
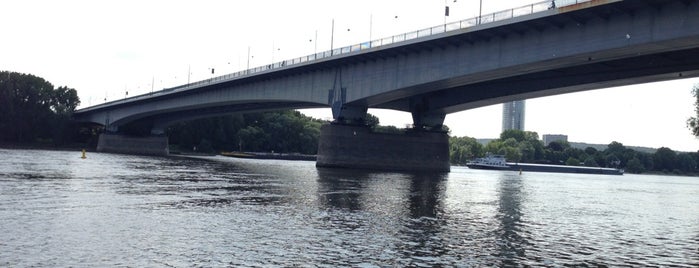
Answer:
467;154;623;175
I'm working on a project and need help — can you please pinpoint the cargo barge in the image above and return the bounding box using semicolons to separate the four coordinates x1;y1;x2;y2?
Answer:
466;154;623;175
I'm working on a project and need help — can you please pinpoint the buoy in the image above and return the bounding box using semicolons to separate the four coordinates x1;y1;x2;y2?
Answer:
81;149;87;159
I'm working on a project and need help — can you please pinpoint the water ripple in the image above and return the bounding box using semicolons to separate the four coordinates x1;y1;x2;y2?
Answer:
0;150;698;266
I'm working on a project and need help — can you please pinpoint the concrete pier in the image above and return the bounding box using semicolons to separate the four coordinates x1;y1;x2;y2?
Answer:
316;124;450;172
96;134;169;156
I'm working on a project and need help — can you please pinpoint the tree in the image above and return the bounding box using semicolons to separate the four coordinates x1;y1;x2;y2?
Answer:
499;146;522;162
0;71;80;144
584;147;598;156
677;153;697;173
518;142;536;162
688;83;699;137
500;129;526;142
583;157;599;167
626;158;645;173
565;157;580;166
449;136;484;165
365;113;380;129
653;147;677;172
547;140;570;152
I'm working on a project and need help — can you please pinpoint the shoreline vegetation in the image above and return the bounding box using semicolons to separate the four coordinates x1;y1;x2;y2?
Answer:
2;137;698;177
2;70;697;176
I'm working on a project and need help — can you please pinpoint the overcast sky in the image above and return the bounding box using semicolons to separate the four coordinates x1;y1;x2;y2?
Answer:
2;0;698;152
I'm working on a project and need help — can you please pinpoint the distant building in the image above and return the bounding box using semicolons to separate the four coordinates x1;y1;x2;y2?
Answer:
543;134;568;145
502;100;526;132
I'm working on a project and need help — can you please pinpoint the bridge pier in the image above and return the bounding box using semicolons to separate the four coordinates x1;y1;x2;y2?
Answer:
96;133;169;156
316;124;450;172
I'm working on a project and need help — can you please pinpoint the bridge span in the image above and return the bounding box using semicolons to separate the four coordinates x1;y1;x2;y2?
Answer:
75;0;699;171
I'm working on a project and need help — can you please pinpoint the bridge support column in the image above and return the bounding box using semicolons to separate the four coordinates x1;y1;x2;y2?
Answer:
410;97;446;131
96;133;169;156
316;124;450;172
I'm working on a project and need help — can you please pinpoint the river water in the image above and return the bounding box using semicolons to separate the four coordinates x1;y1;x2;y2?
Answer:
0;148;697;267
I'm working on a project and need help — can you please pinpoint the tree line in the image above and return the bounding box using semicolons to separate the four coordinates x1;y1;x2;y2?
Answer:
449;129;699;175
166;111;325;155
0;71;80;145
165;112;403;155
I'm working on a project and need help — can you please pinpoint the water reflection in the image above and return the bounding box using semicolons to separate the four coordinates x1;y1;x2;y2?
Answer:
109;156;289;208
315;168;369;211
398;172;450;266
493;173;528;266
316;168;452;265
406;173;448;218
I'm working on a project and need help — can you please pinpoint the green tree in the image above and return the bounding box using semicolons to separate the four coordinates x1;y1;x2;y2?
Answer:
547;140;570;152
653;147;677;172
238;125;267;151
677;153;697;173
626;158;645;173
449;136;484;165
584;147;598;156
518;142;536;162
565;157;581;166
499;146;522;163
365;113;380;129
0;71;80;144
687;83;699;137
500;129;526;142
583;156;599;167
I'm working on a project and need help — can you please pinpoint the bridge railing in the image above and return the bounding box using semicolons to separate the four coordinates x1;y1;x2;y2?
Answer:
161;0;590;94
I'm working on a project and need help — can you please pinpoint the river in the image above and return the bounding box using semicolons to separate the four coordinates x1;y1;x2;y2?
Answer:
0;149;697;267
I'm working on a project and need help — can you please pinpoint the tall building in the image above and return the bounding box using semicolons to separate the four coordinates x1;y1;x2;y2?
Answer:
502;100;526;132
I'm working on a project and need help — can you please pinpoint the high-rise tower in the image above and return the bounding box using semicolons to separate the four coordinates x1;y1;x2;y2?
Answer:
502;100;526;132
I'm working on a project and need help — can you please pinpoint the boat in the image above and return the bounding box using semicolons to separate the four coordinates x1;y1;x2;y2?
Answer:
466;153;511;170
466;154;624;175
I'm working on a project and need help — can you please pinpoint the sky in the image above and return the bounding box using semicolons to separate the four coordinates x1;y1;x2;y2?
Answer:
2;0;698;152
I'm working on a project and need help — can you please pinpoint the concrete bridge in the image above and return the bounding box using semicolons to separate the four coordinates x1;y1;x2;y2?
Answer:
74;0;699;172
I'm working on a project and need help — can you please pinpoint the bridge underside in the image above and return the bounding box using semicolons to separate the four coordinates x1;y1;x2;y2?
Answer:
374;46;699;113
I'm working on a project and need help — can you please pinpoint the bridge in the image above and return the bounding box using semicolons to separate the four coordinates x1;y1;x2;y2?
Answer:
74;0;699;171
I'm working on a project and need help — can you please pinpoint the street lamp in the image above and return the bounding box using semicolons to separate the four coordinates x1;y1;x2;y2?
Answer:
330;19;350;55
479;0;483;24
331;19;335;54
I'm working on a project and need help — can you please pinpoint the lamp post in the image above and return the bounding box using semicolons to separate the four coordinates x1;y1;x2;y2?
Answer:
479;0;483;24
330;19;351;55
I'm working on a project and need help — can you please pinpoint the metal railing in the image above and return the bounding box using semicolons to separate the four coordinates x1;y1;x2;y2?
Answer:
123;0;593;100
